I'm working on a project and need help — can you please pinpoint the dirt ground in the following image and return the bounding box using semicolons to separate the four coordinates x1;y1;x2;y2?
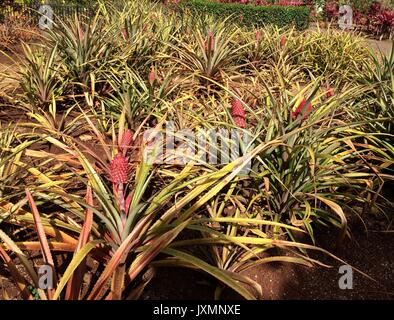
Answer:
0;45;22;91
0;44;22;71
140;201;394;300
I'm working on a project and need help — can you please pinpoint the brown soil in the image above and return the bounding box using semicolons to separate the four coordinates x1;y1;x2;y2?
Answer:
140;202;394;300
0;44;23;72
139;204;394;300
141;185;394;300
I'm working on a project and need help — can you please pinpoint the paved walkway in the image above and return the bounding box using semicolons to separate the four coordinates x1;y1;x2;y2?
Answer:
366;39;392;56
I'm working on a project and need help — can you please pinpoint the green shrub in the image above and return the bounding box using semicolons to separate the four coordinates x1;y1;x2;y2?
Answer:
180;0;310;30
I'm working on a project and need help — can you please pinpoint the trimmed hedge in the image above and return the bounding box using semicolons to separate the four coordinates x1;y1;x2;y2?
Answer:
180;0;310;30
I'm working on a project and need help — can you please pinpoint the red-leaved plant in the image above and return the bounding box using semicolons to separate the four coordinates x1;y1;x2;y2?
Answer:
369;5;394;38
324;2;338;22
